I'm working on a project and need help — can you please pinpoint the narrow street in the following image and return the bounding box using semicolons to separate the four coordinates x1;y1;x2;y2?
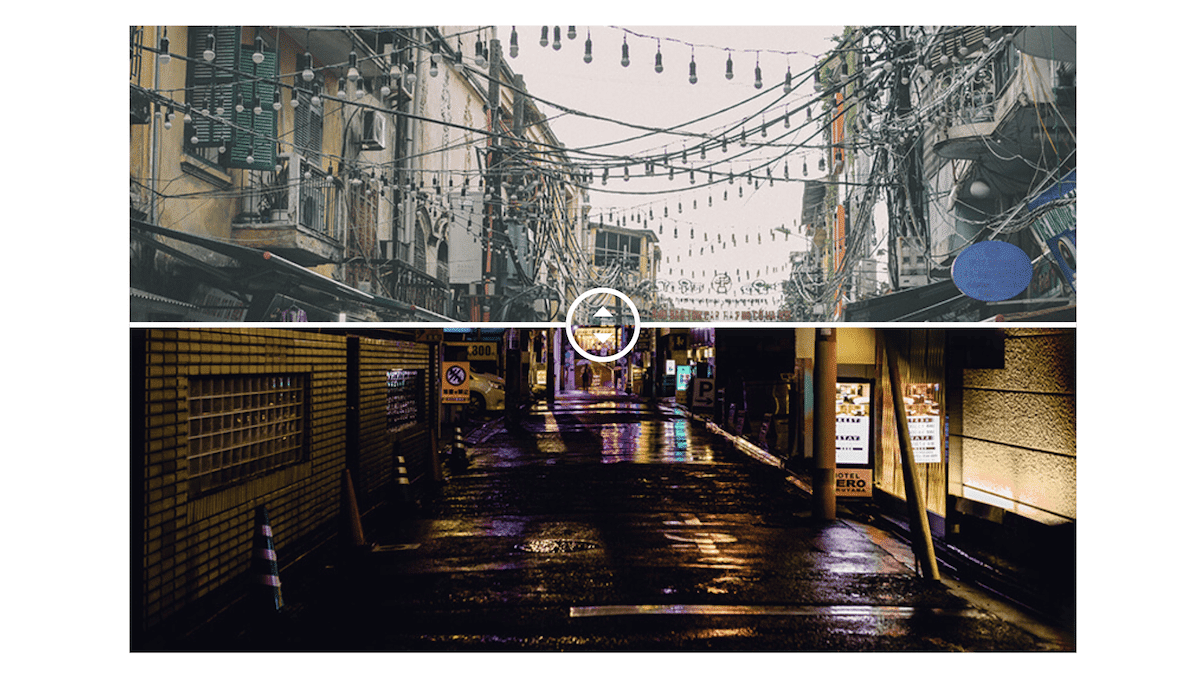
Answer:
195;391;1070;652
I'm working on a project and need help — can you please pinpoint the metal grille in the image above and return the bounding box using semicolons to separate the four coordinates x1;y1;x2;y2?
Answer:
186;374;308;493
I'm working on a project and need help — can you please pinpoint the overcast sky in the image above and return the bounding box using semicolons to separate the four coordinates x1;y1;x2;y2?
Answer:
505;25;845;308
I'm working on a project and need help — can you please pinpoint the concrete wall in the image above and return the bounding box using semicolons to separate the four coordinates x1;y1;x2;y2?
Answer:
958;328;1076;523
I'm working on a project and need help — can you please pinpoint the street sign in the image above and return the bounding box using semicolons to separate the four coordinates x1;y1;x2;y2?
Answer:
445;341;497;362
836;468;872;498
691;377;715;408
441;361;469;403
951;240;1033;301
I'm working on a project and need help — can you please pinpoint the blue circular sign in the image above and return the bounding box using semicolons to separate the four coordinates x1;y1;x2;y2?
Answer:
951;241;1033;302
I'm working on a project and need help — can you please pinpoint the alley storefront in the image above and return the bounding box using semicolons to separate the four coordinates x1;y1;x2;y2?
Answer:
132;325;1074;646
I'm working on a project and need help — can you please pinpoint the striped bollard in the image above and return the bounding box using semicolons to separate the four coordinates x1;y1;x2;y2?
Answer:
396;449;413;504
252;505;283;613
451;425;468;471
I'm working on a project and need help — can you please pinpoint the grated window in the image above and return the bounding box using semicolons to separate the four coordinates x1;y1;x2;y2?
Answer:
186;374;308;494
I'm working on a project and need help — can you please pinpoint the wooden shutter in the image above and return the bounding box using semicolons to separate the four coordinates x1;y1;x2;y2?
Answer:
186;26;240;148
227;46;278;171
293;80;324;164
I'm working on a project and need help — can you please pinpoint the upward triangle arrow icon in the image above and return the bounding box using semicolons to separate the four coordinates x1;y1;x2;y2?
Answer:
594;306;614;319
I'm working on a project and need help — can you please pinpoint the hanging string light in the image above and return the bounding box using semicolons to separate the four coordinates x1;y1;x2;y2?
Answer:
568;26;577;40
621;35;630;67
510;27;519;57
553;26;562;50
655;40;664;73
158;34;171;66
346;50;359;81
474;33;486;67
754;53;763;89
203;33;216;62
689;47;698;84
540;26;549;48
725;50;734;80
253;34;266;64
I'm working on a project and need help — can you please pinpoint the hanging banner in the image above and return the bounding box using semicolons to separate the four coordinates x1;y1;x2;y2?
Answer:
903;383;942;464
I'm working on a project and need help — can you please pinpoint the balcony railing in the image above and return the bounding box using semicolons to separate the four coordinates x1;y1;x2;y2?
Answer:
231;153;343;266
393;260;455;318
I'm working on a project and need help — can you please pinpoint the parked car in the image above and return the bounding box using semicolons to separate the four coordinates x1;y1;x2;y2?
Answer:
469;371;506;414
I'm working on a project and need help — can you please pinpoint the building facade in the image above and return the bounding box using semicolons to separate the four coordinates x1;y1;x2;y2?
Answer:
131;26;588;323
786;26;1076;322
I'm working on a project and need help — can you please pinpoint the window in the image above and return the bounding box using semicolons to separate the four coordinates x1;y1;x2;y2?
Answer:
186;374;308;495
184;26;278;171
293;77;324;164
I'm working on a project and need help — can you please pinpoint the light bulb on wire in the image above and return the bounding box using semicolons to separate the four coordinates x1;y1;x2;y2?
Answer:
302;52;315;81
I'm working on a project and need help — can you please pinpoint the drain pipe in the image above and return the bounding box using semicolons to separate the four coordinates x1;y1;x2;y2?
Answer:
883;332;940;581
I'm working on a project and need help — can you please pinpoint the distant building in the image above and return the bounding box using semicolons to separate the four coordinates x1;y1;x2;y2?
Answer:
586;222;661;313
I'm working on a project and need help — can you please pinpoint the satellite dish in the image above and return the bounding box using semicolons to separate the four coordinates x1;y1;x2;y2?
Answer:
951;241;1033;301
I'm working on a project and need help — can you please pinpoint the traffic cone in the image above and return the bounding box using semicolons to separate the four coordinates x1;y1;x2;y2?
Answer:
251;505;283;613
341;469;366;551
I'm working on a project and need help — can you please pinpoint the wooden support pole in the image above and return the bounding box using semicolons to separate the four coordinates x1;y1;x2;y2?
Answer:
883;333;940;581
812;328;837;520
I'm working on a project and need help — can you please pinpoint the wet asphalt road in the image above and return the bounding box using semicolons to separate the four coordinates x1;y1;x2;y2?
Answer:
212;391;1072;652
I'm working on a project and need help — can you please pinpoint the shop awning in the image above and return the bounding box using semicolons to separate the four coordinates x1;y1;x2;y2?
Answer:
131;219;460;323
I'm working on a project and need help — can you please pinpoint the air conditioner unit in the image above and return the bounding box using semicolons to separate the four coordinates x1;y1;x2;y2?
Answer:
359;110;386;151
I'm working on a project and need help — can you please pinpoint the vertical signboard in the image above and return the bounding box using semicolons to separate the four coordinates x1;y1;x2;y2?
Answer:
386;369;422;433
675;365;692;391
835;382;871;466
835;381;873;498
441;361;470;404
903;383;942;464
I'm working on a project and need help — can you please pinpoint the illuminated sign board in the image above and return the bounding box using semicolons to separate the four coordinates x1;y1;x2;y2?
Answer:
903;383;942;464
445;341;498;362
386;369;422;432
675;365;693;391
836;382;871;466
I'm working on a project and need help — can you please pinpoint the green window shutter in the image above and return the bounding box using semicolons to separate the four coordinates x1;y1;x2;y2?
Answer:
186;26;241;148
227;46;278;171
294;81;324;164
